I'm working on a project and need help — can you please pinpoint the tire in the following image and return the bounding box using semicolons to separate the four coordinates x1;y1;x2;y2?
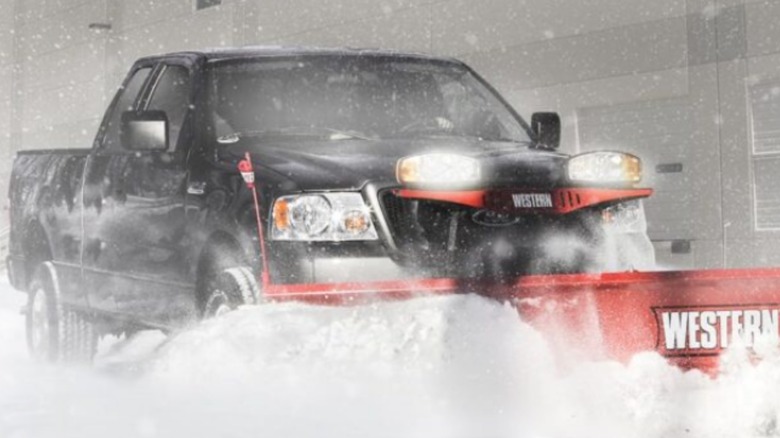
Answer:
26;262;97;363
202;267;260;318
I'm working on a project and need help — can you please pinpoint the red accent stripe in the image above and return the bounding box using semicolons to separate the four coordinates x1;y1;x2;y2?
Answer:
265;277;457;296
550;188;653;213
265;268;780;298
396;189;486;208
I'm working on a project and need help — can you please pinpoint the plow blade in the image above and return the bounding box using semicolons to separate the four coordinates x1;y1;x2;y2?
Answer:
265;268;780;374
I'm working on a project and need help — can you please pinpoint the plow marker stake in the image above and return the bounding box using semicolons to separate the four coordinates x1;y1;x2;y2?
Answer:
238;152;271;289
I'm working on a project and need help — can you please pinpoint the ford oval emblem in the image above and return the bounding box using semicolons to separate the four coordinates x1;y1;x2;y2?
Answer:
472;210;521;227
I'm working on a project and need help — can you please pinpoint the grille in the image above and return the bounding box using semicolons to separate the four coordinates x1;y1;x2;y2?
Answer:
380;191;412;245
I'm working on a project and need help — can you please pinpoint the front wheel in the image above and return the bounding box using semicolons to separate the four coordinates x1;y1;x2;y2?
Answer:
202;267;261;318
26;262;97;363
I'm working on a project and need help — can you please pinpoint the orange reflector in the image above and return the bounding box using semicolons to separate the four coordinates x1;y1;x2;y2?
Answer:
273;199;291;231
623;155;642;183
342;211;369;234
396;157;419;184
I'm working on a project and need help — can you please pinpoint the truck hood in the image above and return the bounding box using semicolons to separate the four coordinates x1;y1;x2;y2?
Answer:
224;138;569;191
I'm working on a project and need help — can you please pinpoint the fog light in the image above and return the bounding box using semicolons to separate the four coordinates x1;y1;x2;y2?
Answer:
568;152;642;184
602;200;647;233
396;153;481;187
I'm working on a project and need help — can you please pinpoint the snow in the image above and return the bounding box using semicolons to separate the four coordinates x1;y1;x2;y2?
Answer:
2;279;780;438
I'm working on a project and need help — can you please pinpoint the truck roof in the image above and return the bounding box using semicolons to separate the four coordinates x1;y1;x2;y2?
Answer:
140;46;461;65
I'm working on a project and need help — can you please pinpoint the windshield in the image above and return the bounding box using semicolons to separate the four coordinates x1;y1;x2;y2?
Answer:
206;56;531;143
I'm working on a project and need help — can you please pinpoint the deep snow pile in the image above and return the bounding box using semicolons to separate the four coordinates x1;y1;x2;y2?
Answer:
2;281;780;438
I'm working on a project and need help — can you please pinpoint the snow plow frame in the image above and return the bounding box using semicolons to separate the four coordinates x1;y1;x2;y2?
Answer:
264;268;780;374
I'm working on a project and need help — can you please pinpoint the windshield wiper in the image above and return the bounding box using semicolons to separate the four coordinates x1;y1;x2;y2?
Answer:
217;127;377;144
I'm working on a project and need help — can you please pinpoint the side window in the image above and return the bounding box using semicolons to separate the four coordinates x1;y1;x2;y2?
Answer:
146;65;191;152
102;67;152;150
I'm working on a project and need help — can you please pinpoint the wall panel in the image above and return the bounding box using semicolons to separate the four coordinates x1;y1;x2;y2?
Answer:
432;0;685;56
458;17;688;91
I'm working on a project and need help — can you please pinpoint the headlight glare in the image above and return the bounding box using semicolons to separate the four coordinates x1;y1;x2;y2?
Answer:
396;153;481;186
568;152;642;184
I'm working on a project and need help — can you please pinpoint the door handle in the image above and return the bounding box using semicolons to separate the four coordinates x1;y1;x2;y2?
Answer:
656;163;683;174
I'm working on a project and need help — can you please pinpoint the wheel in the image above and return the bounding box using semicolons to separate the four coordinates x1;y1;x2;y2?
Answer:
202;267;261;318
26;262;97;363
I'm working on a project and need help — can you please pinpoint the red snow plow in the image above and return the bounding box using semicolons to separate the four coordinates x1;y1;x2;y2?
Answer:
264;268;780;375
236;153;780;376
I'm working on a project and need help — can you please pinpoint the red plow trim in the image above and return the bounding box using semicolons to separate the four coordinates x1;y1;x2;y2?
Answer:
266;268;780;374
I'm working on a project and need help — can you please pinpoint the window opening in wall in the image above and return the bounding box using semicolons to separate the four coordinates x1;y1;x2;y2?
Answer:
749;82;780;231
196;0;221;10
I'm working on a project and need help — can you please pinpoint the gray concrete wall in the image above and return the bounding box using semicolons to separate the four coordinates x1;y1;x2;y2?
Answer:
3;0;780;269
0;1;16;235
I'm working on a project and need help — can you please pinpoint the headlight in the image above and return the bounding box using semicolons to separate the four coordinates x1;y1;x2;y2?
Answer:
567;152;642;184
271;193;378;241
602;200;647;234
396;153;481;187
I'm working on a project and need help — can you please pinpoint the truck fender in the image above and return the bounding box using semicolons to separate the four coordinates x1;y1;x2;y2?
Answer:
194;231;255;308
21;221;52;290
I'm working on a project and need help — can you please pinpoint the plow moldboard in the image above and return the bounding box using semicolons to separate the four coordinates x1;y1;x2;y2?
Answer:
264;269;780;374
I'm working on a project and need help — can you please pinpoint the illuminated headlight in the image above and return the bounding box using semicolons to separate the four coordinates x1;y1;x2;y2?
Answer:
396;153;481;187
568;152;642;184
271;193;378;241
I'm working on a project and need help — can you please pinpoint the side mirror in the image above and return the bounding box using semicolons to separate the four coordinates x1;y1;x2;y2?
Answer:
531;112;561;149
121;110;168;151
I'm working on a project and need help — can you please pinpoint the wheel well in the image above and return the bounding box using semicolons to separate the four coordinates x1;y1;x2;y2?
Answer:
195;232;247;309
23;221;52;290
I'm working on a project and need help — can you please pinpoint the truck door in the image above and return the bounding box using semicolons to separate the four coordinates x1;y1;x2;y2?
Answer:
82;59;195;325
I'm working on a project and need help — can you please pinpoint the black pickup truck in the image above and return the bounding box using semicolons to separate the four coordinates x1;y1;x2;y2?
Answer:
7;47;654;361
